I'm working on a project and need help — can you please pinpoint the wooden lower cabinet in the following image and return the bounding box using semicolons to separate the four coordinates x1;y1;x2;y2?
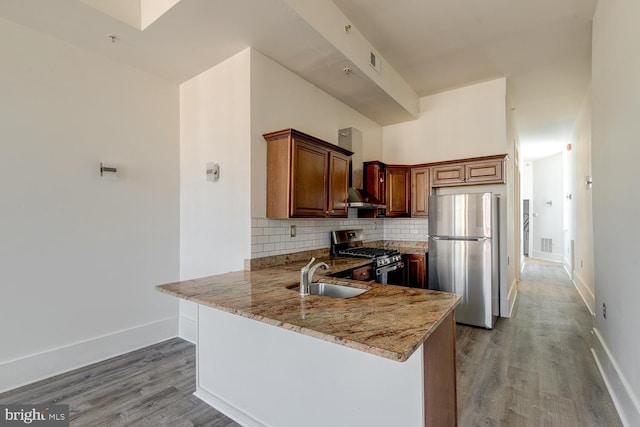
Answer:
423;311;457;426
404;253;427;288
351;265;372;281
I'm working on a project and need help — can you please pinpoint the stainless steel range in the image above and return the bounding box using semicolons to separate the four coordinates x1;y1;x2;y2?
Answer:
331;229;405;285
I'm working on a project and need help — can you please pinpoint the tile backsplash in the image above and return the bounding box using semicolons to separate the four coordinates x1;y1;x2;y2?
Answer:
251;210;428;258
384;217;429;242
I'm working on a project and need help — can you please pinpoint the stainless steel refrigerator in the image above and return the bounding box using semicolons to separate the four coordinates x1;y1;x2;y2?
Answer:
428;192;500;329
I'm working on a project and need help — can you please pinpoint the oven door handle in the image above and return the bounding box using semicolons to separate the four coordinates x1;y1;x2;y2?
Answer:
376;261;404;276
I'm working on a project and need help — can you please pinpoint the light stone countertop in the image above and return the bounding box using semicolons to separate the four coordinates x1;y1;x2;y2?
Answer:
157;256;459;362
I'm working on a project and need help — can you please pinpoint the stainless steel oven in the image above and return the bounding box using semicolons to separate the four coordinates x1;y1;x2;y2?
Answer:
376;260;405;285
331;229;406;286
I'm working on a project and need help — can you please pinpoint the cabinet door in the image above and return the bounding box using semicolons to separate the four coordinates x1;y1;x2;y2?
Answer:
291;139;328;217
364;161;386;204
465;159;504;184
327;152;350;217
431;164;465;186
386;167;411;217
411;167;431;217
351;265;372;281
405;254;427;288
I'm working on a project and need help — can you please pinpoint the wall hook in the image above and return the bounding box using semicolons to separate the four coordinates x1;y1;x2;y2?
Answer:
100;162;117;179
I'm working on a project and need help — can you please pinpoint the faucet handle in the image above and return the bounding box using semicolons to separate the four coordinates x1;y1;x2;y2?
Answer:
302;257;316;271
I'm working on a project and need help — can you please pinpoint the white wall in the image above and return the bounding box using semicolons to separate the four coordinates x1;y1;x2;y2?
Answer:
180;49;252;278
592;1;640;425
521;161;534;258
250;48;383;219
567;92;595;314
383;78;508;164
383;78;517;317
247;48;386;257
0;17;180;392
178;49;252;341
531;153;564;262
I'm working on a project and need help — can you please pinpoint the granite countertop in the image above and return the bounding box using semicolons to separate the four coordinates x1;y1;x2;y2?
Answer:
157;256;459;362
370;240;429;255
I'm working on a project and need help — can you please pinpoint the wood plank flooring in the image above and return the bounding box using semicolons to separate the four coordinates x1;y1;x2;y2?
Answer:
0;339;239;426
0;259;622;426
456;258;622;426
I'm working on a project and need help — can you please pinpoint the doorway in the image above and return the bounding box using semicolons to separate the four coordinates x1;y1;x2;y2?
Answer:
523;199;530;257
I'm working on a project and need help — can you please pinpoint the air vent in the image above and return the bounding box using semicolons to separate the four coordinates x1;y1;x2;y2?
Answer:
369;49;381;73
541;238;553;253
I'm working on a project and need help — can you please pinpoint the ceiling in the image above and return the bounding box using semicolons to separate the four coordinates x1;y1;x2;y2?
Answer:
0;0;598;160
332;0;597;160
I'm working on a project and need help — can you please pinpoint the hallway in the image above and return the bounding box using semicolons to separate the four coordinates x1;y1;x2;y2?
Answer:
456;258;621;426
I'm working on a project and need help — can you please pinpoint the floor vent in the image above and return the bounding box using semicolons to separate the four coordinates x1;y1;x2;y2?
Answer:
541;238;553;253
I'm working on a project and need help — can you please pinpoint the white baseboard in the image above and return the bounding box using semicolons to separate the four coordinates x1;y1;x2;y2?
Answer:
531;251;563;263
500;279;518;318
573;272;595;317
563;256;572;279
0;317;178;394
195;386;266;427
179;315;197;344
508;279;517;317
592;328;640;427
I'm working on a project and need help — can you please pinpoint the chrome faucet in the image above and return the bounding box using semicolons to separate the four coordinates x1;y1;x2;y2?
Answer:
300;258;330;296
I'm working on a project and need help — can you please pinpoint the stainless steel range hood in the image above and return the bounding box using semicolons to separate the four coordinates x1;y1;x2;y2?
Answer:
339;127;386;210
347;188;385;209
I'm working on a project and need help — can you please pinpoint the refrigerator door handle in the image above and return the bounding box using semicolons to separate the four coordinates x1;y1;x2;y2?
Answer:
431;236;487;242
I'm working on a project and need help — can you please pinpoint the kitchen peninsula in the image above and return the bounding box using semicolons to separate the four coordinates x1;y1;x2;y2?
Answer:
157;253;460;427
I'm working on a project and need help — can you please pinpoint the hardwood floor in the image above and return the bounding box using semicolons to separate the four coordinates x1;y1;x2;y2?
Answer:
456;258;622;426
0;339;239;426
0;259;622;426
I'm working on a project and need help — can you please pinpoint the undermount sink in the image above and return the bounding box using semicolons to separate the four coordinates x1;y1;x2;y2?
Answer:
289;282;370;298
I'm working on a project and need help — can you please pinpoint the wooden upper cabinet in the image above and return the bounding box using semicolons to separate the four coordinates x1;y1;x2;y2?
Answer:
386;166;411;217
327;151;350;217
364;161;386;205
431;155;506;187
431;164;465;186
264;129;352;219
465;159;503;184
291;139;329;217
411;167;431;217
